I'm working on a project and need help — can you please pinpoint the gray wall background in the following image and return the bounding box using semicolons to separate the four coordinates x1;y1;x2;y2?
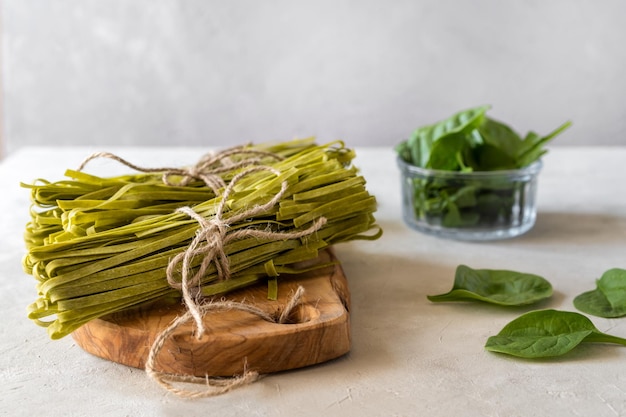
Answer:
2;0;625;155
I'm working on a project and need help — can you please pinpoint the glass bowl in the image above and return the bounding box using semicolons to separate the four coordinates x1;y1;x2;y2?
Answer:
397;157;542;240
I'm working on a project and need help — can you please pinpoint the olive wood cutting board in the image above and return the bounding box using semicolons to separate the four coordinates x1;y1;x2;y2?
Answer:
71;248;351;377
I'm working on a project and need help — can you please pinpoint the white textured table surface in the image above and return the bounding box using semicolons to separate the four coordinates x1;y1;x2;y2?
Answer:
2;146;626;417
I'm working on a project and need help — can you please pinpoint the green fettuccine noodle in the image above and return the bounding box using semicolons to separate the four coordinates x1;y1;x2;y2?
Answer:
22;139;382;339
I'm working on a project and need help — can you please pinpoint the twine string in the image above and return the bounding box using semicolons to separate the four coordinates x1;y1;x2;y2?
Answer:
164;163;326;338
144;286;306;399
77;148;327;397
77;146;284;195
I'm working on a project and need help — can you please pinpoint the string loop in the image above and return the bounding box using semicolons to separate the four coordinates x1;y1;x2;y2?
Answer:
78;148;326;397
145;286;306;399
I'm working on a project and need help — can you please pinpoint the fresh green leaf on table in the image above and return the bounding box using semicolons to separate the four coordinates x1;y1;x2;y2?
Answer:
485;309;626;358
574;268;626;318
427;265;553;306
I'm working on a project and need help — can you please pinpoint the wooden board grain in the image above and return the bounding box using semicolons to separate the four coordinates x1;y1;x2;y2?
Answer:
71;249;350;377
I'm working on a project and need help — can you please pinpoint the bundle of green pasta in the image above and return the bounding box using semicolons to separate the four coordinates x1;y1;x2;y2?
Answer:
22;138;381;339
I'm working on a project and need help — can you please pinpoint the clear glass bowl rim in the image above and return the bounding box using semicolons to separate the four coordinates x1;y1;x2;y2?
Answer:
396;156;543;180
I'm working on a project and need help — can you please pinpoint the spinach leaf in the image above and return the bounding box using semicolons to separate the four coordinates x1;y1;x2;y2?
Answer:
396;105;570;171
574;268;626;318
427;133;471;171
396;105;490;169
470;143;517;171
395;106;571;231
427;265;553;306
475;117;522;168
516;121;572;168
485;309;626;358
597;269;626;306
